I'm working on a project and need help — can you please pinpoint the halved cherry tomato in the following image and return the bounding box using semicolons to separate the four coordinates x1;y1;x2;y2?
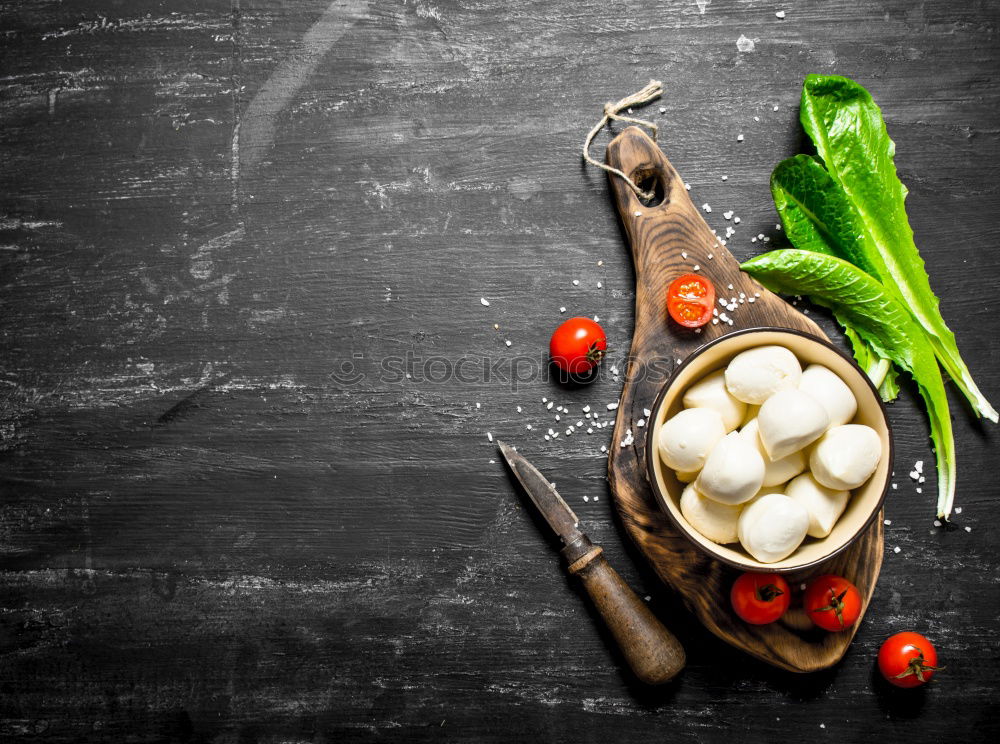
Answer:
803;574;862;632
667;273;715;328
878;631;942;688
549;317;607;375
730;572;791;625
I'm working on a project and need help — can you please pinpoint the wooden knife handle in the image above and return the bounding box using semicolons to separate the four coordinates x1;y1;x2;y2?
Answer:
563;535;685;685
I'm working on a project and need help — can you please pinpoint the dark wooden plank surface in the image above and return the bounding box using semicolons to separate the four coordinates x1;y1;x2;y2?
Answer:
1;1;997;741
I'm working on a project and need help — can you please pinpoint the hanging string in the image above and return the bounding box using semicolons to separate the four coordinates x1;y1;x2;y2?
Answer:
582;80;663;200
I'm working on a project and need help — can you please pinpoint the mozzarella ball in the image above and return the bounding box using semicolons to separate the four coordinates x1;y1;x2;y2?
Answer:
683;369;747;431
809;424;882;490
675;469;698;483
724;345;802;404
658;407;727;472
695;432;765;505
785;472;850;538
740;418;807;488
680;483;743;544
799;364;857;428
738;493;810;563
757;388;830;461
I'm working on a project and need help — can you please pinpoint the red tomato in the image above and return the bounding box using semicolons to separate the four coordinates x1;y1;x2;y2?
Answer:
549;317;608;375
730;572;791;625
878;632;942;688
803;574;862;631
667;274;715;328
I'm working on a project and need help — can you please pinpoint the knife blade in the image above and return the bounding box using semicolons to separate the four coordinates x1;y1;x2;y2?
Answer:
497;440;582;545
497;440;685;685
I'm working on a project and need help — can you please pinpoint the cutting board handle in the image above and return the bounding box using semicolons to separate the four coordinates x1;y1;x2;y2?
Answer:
563;535;685;685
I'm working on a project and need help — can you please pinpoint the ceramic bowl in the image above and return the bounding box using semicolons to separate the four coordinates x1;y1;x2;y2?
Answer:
645;327;893;573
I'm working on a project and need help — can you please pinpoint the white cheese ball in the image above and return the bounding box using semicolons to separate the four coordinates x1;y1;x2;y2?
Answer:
676;469;698;483
809;424;882;490
680;483;743;544
657;407;727;472
740;418;807;488
799;364;858;428
738;492;810;563
695;431;765;505
785;472;850;538
724;345;802;404
757;388;830;461
683;369;747;431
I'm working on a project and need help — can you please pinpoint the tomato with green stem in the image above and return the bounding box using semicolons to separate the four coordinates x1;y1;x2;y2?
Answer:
803;574;862;631
549;317;607;375
878;632;942;688
730;572;791;625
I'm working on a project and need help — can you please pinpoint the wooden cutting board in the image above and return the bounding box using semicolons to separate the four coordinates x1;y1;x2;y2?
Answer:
604;126;883;673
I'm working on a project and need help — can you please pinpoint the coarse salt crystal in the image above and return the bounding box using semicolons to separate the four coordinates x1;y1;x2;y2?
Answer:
659;106;666;113
933;520;941;527
572;279;579;286
634;211;642;218
576;420;584;427
724;211;734;220
607;402;619;410
737;134;744;142
909;470;919;480
773;105;779;111
916;487;922;493
583;495;589;502
593;315;600;322
693;264;700;271
583;405;591;412
597;282;602;288
682;251;688;259
480;297;490;306
707;253;714;259
636;419;646;427
754;116;760;122
712;318;719;325
555;415;560;421
884;519;892;525
587;427;593;434
915;460;924;472
751;237;757;243
559;306;566;313
643;408;651;417
546;401;554;410
620;429;634;447
544;434;550;440
702;203;712;212
486;432;493;442
526;424;532;430
893;546;901;554
955;507;962;514
776;10;786;19
965;526;972;532
748;297;755;303
891;483;897;490
734;216;741;224
721;175;728;181
684;183;691;190
504;340;511;347
516;406;522;413
597;260;604;266
600;445;607;452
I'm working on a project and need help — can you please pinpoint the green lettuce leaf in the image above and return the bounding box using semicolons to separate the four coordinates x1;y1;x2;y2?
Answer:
772;157;898;401
800;74;996;422
742;249;956;518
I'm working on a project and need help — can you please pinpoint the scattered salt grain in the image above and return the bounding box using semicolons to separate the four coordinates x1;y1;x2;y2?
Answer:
644;408;651;417
692;264;700;271
555;415;560;421
754;116;760;122
583;495;589;502
955;507;962;514
634;211;642;218
723;210;734;220
544;434;550;440
776;10;786;19
546;401;554;410
659;106;666;114
504;340;511;347
526;424;532;430
587;427;593;434
684;183;691;190
597;282;603;288
734;216;741;224
583;405;591;412
751;237;757;243
965;526;972;533
480;297;490;306
707;253;714;259
891;483;898;490
486;432;493;442
593;315;600;322
620;429;634;447
577;421;584;427
721;175;728;181
559;306;566;313
916;487;922;494
572;279;580;286
933;520;942;527
915;460;924;473
597;260;604;266
884;519;891;525
600;445;607;453
712;318;719;325
737;134;744;142
607;402;619;410
702;203;712;212
636;419;646;428
493;323;499;330
682;251;688;259
893;546;901;554
773;104;779;111
909;470;919;480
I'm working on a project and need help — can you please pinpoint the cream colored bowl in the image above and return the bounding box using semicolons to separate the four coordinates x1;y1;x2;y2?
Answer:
646;328;893;573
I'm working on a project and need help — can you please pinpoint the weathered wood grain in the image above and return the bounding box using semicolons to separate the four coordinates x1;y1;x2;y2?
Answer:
604;126;883;673
1;0;998;741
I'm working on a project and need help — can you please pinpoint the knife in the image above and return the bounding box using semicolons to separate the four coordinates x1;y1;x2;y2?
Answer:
497;441;685;685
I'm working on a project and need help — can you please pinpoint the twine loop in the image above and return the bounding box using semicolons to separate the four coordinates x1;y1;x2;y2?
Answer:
582;79;663;200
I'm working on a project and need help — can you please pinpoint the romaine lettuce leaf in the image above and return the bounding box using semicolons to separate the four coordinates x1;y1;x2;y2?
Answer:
799;74;996;422
742;249;956;518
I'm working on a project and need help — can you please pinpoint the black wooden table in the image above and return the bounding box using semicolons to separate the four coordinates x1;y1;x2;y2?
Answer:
2;2;998;741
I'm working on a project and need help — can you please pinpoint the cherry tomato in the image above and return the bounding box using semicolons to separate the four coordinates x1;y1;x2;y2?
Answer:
878;632;942;688
549;317;608;375
667;273;715;328
730;572;791;625
803;574;862;632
